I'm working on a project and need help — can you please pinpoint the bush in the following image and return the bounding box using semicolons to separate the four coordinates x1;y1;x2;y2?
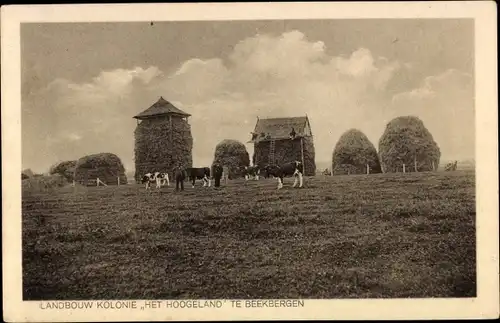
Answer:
49;160;77;181
22;169;35;178
74;153;127;185
212;139;250;179
332;129;382;175
378;116;440;173
22;174;67;195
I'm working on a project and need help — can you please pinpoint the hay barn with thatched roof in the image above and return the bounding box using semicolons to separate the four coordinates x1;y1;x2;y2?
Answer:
133;97;193;183
248;116;316;176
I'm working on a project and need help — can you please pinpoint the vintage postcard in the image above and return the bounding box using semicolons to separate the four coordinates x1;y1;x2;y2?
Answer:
2;2;498;322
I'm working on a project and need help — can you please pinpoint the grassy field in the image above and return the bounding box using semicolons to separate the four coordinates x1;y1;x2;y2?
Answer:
22;170;476;300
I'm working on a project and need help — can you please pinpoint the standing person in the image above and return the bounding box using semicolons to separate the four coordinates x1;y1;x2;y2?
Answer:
212;162;223;188
222;165;229;184
174;163;186;191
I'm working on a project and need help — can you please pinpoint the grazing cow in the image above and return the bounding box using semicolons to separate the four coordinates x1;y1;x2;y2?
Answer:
156;172;170;187
186;167;211;188
141;172;169;190
263;161;304;189
141;172;156;190
445;160;458;171
242;165;261;181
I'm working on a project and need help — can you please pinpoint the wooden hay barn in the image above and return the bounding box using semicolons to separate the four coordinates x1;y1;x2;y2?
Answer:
133;97;193;183
249;116;316;176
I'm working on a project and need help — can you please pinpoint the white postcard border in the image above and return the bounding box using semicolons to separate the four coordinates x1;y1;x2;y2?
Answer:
2;2;498;322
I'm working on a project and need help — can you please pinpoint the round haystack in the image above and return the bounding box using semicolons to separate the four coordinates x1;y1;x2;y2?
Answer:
212;139;250;179
74;153;127;185
378;116;440;173
49;160;77;182
332;129;381;175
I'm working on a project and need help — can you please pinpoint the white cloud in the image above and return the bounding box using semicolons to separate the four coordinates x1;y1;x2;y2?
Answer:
67;133;82;141
390;69;474;161
23;30;474;173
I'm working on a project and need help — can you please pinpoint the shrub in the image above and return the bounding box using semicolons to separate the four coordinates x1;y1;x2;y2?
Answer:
22;169;35;178
49;160;77;181
22;174;67;195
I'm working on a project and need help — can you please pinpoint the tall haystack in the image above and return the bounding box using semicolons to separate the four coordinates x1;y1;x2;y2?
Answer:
133;97;193;183
378;116;441;173
212;139;250;179
332;129;382;175
74;153;127;185
49;160;77;182
248;116;316;176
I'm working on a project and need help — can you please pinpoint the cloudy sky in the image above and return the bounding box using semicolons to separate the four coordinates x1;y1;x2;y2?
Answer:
21;19;474;173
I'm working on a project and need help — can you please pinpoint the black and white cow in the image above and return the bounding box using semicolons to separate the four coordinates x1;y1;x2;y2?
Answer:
263;161;304;189
141;172;169;190
185;167;211;188
156;172;170;187
242;165;261;181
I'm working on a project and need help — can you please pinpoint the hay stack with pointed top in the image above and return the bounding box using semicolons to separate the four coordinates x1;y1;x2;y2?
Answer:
133;97;193;182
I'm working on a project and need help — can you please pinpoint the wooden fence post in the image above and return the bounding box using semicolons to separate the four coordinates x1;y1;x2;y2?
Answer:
403;164;406;173
300;137;305;176
117;176;120;186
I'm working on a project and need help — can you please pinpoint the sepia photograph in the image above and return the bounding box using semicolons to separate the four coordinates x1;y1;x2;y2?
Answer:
2;2;498;322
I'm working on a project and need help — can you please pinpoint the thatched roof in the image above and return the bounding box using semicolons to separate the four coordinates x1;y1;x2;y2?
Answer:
133;97;191;120
249;116;311;142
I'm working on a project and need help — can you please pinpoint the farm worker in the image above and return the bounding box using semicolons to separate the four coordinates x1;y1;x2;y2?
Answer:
174;163;187;191
222;165;229;184
212;162;223;188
